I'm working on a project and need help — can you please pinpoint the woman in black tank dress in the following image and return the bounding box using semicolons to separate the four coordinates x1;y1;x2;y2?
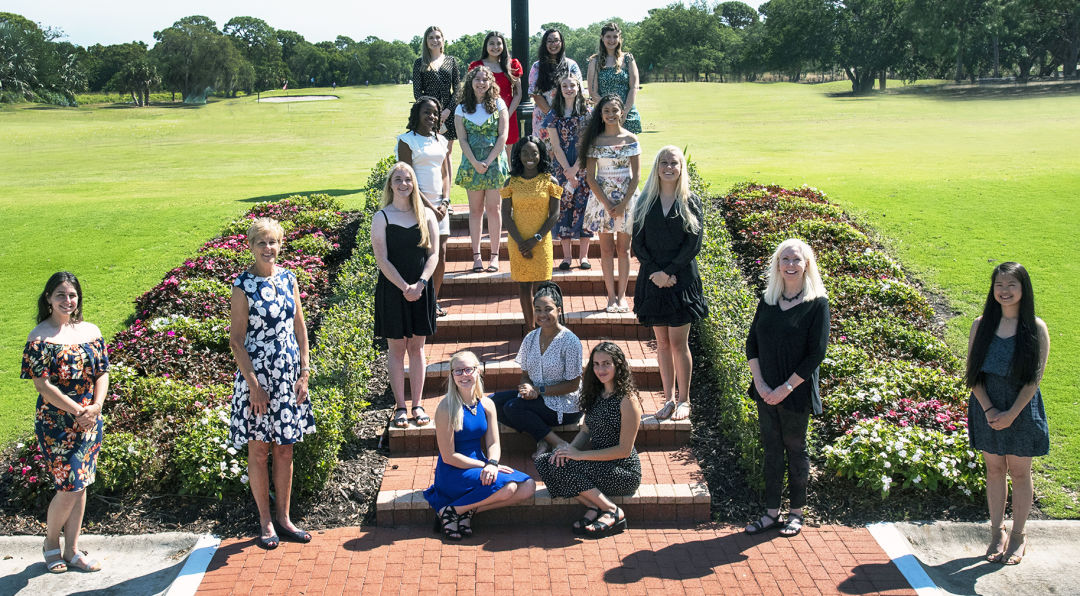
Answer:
373;163;440;430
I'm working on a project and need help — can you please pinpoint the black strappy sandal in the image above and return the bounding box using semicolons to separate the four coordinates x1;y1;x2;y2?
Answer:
412;405;431;426
391;407;409;429
433;506;462;541
572;507;601;535
472;252;484;273
780;512;804;537
744;512;781;535
584;507;626;539
458;509;474;537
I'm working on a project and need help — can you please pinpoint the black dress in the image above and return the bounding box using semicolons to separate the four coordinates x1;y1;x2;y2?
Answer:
632;195;709;327
745;297;830;415
412;56;461;141
374;211;436;339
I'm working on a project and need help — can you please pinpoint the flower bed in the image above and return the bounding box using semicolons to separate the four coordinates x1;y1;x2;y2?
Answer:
719;182;981;499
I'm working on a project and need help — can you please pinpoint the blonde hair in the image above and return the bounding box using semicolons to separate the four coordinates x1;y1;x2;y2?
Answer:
247;217;285;246
381;162;432;250
421;26;444;71
445;350;484;432
763;238;827;306
634;146;700;235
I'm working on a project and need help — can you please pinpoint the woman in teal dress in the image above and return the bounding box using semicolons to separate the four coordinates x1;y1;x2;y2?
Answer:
425;350;535;540
455;65;511;273
22;271;108;573
586;22;642;134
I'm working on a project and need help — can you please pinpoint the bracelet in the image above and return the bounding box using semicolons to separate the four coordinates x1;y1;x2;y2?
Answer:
984;406;993;413
300;366;311;373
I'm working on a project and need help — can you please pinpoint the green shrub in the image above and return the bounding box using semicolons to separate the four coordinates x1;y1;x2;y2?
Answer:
826;275;934;322
171;405;247;498
820;342;873;383
363;155;396;211
96;432;159;494
290;209;345;232
762;218;871;257
836;316;959;370
291;193;342;211
289;233;335;258
179;278;232;298
197;247;252;269
148;315;230;351
293;387;348;495
819;248;904;279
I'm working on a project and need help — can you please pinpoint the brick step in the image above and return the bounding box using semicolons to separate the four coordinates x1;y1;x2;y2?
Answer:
403;337;661;398
446;234;604;261
375;447;710;527
438;258;638;298
434;295;648;342
388;390;690;453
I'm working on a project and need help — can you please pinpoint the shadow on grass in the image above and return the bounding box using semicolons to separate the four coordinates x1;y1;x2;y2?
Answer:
240;189;365;203
826;80;1080;101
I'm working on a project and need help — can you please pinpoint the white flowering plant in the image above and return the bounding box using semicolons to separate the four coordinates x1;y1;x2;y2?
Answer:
171;405;248;499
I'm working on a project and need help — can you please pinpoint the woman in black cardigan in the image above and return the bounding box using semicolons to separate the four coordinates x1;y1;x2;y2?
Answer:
743;238;829;537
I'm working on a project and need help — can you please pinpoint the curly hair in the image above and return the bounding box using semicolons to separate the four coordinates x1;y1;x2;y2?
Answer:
579;341;638;413
509;135;552;177
460;65;501;115
576;94;623;168
406;96;442;135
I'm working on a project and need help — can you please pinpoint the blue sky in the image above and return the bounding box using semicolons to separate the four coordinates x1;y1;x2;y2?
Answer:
7;0;701;47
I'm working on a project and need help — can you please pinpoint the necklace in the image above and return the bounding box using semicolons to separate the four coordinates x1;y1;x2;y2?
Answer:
780;288;803;302
463;399;479;416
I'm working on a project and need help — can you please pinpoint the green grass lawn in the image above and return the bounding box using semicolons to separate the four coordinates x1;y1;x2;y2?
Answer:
2;81;1077;516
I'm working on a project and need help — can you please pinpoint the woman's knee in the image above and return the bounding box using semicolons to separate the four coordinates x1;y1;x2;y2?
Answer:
984;454;1008;478
248;444;270;466
272;443;294;462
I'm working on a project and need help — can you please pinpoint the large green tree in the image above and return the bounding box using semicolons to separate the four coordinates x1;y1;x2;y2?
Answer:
833;0;912;93
0;12;85;104
151;16;253;102
224;16;286;92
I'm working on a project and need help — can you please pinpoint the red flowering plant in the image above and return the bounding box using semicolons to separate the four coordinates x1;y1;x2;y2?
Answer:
2;441;55;506
109;320;236;386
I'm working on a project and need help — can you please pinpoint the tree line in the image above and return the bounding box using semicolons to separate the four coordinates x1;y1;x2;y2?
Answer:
2;1;1077;105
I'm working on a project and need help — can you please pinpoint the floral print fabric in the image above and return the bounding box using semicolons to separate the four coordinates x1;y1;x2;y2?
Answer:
596;54;642;133
454;109;510;191
541;110;592;239
22;338;109;491
584;141;641;235
228;268;316;448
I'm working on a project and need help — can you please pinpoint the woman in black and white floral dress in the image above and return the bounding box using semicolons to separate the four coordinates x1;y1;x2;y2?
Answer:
229;217;316;549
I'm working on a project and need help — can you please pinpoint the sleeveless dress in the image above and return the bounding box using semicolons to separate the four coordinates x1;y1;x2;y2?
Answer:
632;194;709;327
967;334;1050;457
528;58;582;143
595;54;642;133
229;268;316;448
454;101;511;191
21;338;108;491
535;392;641;497
374;211;437;339
541;109;592;240
396;131;450;235
470;59;524;146
412;55;461;140
584;141;641;235
423;400;532;510
500;175;563;282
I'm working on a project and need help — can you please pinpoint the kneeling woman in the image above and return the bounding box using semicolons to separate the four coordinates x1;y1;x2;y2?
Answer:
424;351;535;540
535;342;642;538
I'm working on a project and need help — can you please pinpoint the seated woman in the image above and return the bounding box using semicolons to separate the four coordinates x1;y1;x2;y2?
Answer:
424;350;536;540
490;282;583;459
535;342;643;538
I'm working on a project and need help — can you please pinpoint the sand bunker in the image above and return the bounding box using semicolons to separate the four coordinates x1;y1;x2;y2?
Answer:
258;95;339;103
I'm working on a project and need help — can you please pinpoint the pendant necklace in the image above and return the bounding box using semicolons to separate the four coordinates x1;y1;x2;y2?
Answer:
463;399;479;416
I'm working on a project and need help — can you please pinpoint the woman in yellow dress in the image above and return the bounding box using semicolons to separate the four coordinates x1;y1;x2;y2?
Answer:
501;135;562;328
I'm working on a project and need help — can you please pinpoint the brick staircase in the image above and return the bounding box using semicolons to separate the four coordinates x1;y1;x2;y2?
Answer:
375;212;711;528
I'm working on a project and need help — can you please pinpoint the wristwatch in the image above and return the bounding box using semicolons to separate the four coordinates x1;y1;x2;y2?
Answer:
486;458;499;467
533;233;543;242
537;384;546;396
785;382;794;392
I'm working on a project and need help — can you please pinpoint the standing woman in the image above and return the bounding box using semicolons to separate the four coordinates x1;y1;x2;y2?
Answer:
23;272;108;572
586;23;641;134
398;96;452;317
632;146;708;421
229;219;317;549
743;239;829;538
580;94;640;313
965;262;1049;565
455;66;510;273
412;26;461;174
469;31;523;156
535;342;643;538
373;163;441;430
528;28;582;145
543;75;593;271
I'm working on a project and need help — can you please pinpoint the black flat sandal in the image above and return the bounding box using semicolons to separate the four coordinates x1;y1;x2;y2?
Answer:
412;406;431;426
273;519;312;543
572;507;601;535
434;506;462;541
780;513;804;537
744;512;781;535
584;507;626;539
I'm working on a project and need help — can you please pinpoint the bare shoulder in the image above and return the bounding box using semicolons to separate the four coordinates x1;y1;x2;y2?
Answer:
79;321;103;341
26;323;51;342
1035;317;1050;338
480;395;497;411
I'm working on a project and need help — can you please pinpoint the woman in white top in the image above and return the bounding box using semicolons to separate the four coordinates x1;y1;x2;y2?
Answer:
489;282;583;458
398;96;452;317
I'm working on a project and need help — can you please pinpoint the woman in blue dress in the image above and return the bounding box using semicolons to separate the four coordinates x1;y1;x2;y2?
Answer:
229;217;316;549
965;262;1050;566
23;271;109;573
425;350;535;540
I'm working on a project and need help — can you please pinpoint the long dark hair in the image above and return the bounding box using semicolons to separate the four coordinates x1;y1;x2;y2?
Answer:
479;31;518;85
549;74;587;119
576;94;623;168
965;262;1041;387
535;28;568;94
37;271;83;323
579;342;637;413
509;135;552;177
406;96;442;135
532;281;565;325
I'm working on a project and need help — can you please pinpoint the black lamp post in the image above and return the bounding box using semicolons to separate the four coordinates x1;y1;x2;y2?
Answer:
511;0;533;137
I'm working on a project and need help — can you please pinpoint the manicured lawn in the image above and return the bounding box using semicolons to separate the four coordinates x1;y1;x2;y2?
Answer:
2;81;1077;516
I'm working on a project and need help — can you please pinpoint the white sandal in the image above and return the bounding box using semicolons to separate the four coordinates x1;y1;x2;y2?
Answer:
67;550;102;572
42;542;66;573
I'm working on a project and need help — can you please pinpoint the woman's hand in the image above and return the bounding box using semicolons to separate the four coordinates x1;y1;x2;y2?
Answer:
518;237;538;256
403;282;424;302
440;108;451;123
987;408;1018;431
435;203;448;221
762;387;788;406
518;383;539;400
550;445;580;467
649;271;672;288
755;380;773;400
294;371;309;404
74;403;100;429
250;384;271;416
474;159;489;174
565;165;580;188
480;461;499;485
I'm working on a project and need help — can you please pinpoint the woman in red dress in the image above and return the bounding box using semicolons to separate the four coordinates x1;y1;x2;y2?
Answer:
469;31;522;158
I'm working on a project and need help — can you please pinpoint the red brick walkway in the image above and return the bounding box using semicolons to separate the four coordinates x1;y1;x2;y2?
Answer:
195;523;914;595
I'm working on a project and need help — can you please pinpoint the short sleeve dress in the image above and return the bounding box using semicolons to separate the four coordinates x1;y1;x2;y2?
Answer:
470;59;524;146
22;337;109;491
528;58;582;143
500;175;562;282
631;195;709;327
534;392;641;498
454;99;511;191
373;210;437;339
541;109;592;240
396;131;450;235
584;141;641;235
966;334;1050;457
229;268;316;448
412;55;461;140
595;54;642;133
514;327;583;423
423;399;532;510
